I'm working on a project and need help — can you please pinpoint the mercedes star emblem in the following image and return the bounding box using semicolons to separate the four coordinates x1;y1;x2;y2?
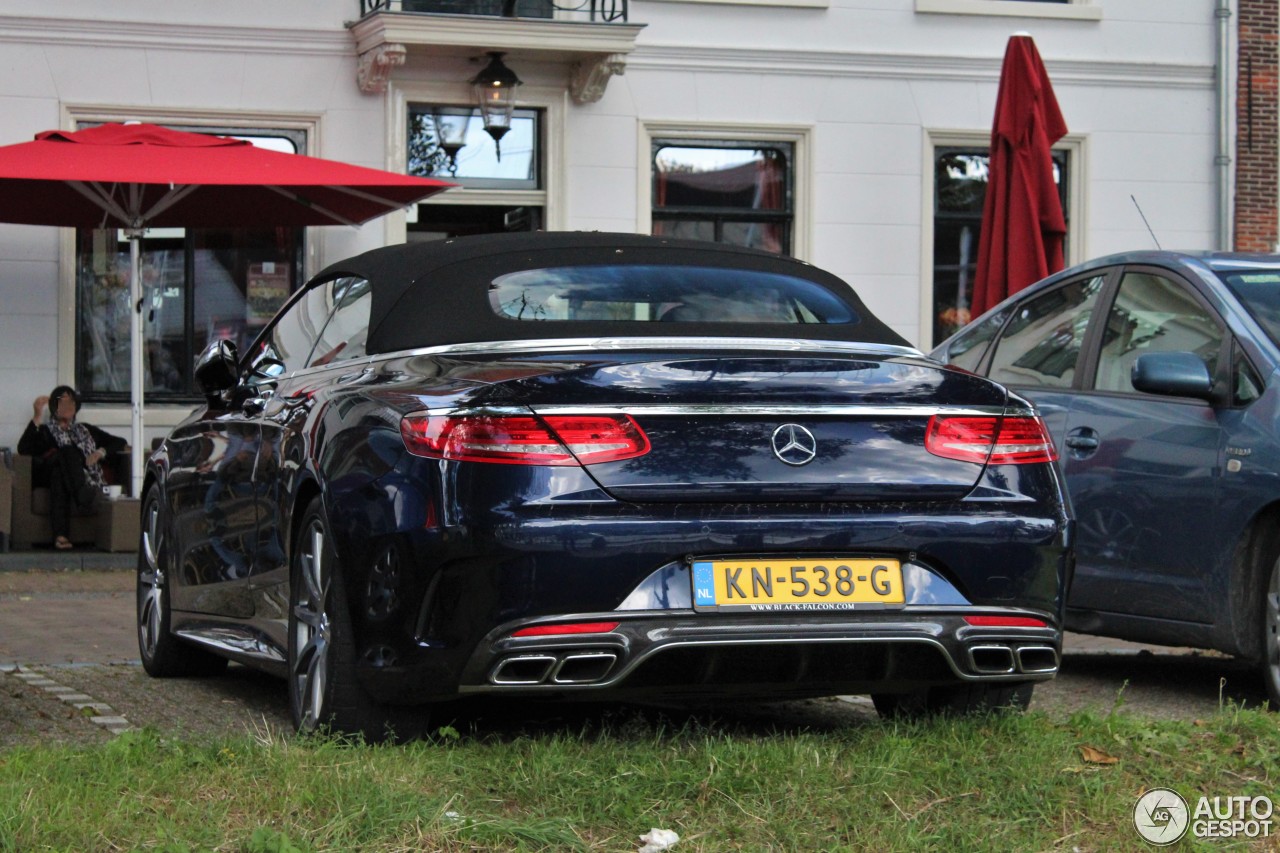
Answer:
771;423;817;466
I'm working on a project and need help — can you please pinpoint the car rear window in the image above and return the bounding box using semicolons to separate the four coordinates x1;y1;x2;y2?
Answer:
1220;270;1280;349
488;264;857;325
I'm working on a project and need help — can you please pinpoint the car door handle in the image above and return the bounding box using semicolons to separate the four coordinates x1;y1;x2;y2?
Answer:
1065;428;1099;452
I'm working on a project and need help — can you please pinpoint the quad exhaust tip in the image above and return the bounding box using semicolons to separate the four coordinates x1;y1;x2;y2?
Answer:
967;643;1059;675
968;645;1017;674
1015;645;1059;674
490;651;618;686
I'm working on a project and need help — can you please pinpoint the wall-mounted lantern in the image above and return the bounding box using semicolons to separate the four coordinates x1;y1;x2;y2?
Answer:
471;51;522;161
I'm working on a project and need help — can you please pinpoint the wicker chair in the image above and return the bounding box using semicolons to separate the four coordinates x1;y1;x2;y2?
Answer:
8;453;138;551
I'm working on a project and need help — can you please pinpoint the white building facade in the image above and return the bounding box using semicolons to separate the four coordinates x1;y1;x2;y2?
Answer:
0;0;1230;452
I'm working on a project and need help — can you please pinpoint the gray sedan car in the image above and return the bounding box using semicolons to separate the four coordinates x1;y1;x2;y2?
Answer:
932;250;1280;706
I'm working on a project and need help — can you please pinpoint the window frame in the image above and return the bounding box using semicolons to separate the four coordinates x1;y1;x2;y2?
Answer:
921;129;1086;350
638;121;812;261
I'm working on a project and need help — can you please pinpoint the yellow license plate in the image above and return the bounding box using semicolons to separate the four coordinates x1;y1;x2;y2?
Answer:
692;558;904;611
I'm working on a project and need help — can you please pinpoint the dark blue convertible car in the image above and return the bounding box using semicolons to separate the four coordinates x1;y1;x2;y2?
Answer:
932;250;1280;707
138;232;1071;738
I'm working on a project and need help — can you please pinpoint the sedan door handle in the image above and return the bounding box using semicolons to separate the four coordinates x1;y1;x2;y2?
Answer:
1064;427;1099;455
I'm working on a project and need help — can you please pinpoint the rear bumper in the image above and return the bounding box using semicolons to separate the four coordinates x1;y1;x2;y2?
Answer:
332;467;1071;705
361;610;1060;704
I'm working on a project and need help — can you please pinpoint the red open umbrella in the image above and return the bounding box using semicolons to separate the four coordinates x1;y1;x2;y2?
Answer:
970;34;1069;318
0;122;453;493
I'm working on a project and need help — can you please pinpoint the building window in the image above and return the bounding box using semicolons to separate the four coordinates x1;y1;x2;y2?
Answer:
407;104;541;190
931;146;1070;346
73;128;305;402
76;226;303;400
651;140;793;255
405;104;545;239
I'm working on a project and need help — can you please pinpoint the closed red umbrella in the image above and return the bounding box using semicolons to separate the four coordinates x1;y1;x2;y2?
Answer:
970;34;1069;318
0;122;453;493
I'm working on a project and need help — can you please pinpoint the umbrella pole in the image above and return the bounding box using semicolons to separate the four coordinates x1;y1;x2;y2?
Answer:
128;228;144;499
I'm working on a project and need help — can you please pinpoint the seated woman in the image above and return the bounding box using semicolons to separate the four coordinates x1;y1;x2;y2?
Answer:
17;386;127;550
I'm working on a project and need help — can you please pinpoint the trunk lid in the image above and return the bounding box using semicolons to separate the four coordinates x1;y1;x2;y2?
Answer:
507;353;1009;503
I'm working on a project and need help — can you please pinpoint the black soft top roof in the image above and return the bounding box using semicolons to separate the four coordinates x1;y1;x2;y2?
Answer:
313;231;910;354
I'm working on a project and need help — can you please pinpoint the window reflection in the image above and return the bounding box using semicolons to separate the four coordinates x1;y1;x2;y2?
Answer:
75;227;301;399
489;265;854;324
987;275;1103;387
651;142;793;255
1094;273;1222;393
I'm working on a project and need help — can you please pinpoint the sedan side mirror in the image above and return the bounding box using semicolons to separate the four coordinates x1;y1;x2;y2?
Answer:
194;339;240;396
1131;351;1214;401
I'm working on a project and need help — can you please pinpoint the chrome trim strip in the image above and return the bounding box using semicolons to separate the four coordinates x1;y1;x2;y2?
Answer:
409;404;1029;419
406;403;1026;419
175;627;285;663
386;337;923;360
528;404;1018;418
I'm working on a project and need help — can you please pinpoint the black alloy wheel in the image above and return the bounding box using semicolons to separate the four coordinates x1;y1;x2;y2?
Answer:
288;497;395;740
136;488;227;677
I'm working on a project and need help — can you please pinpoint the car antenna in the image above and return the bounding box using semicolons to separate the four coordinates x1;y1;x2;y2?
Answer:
1130;195;1162;250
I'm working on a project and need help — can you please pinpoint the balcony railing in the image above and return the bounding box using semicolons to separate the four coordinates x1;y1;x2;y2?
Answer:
359;0;628;23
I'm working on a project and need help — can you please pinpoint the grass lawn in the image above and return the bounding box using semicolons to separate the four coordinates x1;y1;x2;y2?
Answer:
1;701;1276;851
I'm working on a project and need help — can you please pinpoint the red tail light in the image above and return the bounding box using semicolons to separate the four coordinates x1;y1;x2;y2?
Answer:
924;415;1058;465
510;621;620;637
400;412;649;466
964;615;1049;628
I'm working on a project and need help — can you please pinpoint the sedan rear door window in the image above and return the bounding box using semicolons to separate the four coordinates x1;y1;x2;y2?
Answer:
987;275;1104;388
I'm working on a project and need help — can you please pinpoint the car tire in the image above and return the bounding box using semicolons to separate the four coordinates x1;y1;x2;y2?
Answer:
871;681;1034;719
136;488;228;678
1263;555;1280;708
288;497;408;741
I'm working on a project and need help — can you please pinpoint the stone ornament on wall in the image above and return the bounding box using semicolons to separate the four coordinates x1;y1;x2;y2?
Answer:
357;43;408;94
570;53;626;104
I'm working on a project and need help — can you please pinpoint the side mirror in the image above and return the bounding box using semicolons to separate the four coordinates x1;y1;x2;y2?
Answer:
194;339;240;396
1131;351;1214;401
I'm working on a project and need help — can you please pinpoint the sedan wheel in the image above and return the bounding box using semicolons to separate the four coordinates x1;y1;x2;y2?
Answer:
136;489;227;677
1264;557;1280;707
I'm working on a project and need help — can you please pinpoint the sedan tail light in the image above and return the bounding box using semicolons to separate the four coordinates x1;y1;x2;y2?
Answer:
400;412;650;466
925;415;1058;465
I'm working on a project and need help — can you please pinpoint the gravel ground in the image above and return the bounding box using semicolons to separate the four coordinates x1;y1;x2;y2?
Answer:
0;568;1271;749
